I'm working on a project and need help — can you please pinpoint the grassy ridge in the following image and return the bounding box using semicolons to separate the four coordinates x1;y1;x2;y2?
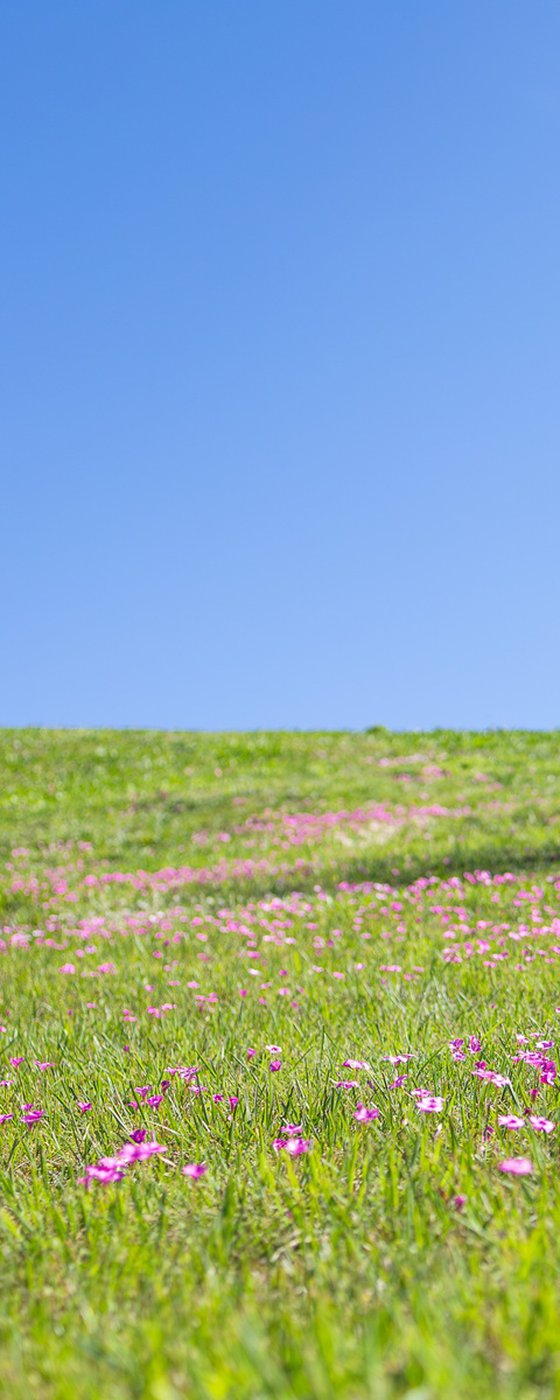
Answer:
1;729;560;1398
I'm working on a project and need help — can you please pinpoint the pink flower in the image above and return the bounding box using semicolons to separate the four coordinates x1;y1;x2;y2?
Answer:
269;1059;282;1072
343;1059;371;1071
21;1109;45;1125
182;1163;207;1179
10;1057;24;1067
498;1157;533;1176
498;1115;525;1129
80;1163;125;1186
284;1137;311;1155
274;1137;311;1155
472;1066;511;1087
452;1194;467;1211
78;1102;92;1113
528;1116;555;1133
0;1113;14;1124
98;1155;131;1171
416;1095;444;1113
117;1141;165;1163
354;1103;380;1123
79;1137;166;1186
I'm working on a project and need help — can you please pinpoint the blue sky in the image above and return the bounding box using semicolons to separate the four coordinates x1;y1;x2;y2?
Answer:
2;2;559;729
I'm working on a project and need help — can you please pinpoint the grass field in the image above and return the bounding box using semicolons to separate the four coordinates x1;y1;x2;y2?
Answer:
2;727;560;1399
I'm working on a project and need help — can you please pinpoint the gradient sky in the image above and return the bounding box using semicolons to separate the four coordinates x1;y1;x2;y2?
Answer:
2;2;559;730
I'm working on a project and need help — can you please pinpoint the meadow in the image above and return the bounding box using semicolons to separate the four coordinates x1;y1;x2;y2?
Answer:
1;727;560;1399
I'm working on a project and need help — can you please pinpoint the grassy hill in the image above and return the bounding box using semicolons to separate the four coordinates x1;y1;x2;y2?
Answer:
1;729;560;1398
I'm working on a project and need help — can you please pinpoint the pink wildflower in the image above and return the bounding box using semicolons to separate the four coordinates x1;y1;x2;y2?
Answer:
117;1141;165;1163
354;1102;380;1122
284;1137;311;1155
416;1095;444;1113
80;1163;125;1185
274;1137;311;1155
498;1115;525;1130
528;1116;555;1133
472;1065;511;1087
182;1163;207;1179
498;1157;533;1176
79;1137;165;1187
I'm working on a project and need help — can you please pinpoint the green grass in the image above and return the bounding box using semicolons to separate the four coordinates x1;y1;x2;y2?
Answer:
1;728;560;1399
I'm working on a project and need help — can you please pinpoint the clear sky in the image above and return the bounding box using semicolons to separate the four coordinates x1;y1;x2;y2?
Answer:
2;2;559;730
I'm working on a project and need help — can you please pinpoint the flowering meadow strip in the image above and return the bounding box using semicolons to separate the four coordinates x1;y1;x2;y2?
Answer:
2;729;560;1396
